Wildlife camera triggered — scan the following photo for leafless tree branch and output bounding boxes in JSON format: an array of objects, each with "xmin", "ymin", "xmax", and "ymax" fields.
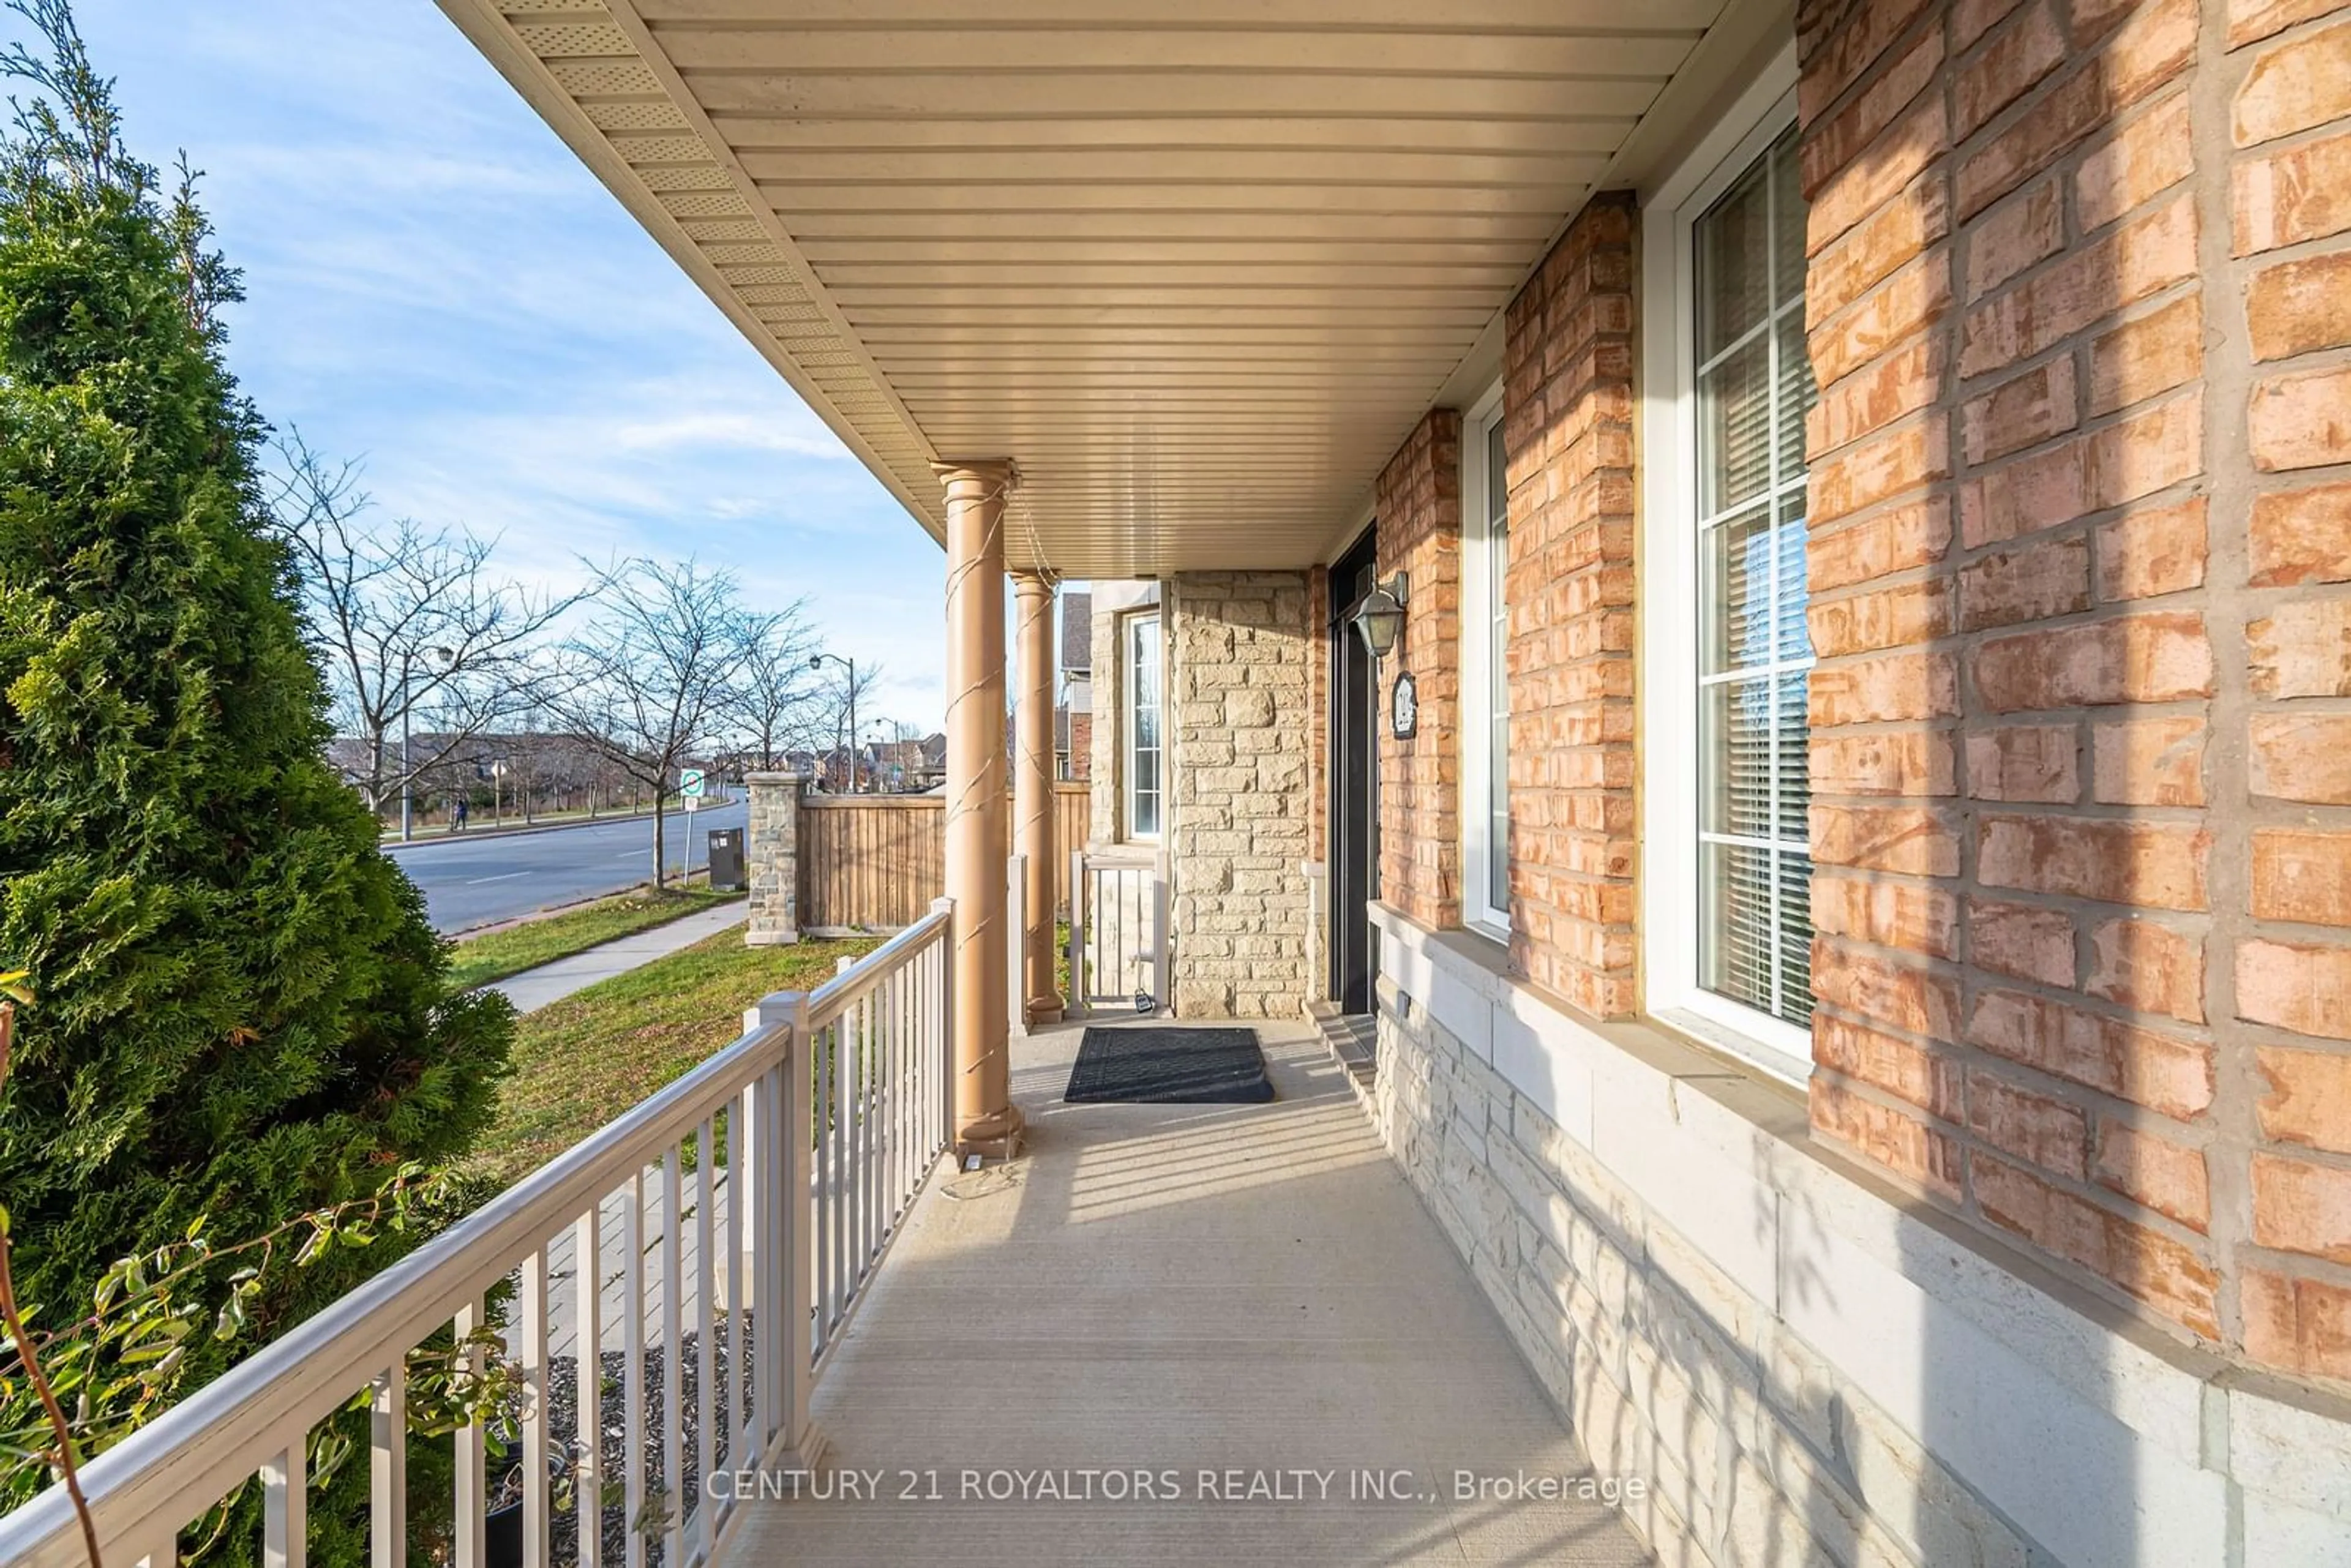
[
  {"xmin": 537, "ymin": 557, "xmax": 741, "ymax": 887},
  {"xmin": 265, "ymin": 430, "xmax": 590, "ymax": 820}
]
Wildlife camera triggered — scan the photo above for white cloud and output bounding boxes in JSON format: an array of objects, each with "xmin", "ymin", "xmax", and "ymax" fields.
[
  {"xmin": 39, "ymin": 0, "xmax": 953, "ymax": 729},
  {"xmin": 612, "ymin": 411, "xmax": 857, "ymax": 462}
]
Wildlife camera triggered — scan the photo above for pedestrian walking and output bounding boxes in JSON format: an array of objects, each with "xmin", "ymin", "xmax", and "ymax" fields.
[{"xmin": 453, "ymin": 797, "xmax": 469, "ymax": 832}]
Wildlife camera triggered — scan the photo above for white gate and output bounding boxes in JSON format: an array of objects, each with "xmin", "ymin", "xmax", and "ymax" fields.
[{"xmin": 1068, "ymin": 849, "xmax": 1168, "ymax": 1016}]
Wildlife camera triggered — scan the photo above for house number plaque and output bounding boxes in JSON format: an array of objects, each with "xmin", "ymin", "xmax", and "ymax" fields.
[{"xmin": 1391, "ymin": 671, "xmax": 1418, "ymax": 740}]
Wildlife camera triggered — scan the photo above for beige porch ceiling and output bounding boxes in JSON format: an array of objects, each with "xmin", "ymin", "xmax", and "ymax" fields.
[{"xmin": 440, "ymin": 0, "xmax": 1762, "ymax": 576}]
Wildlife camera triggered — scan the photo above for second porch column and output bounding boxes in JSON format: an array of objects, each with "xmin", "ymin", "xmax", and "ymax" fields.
[
  {"xmin": 1013, "ymin": 571, "xmax": 1064, "ymax": 1025},
  {"xmin": 938, "ymin": 460, "xmax": 1024, "ymax": 1157}
]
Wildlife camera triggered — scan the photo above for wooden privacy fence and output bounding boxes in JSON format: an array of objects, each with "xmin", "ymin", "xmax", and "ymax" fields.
[{"xmin": 798, "ymin": 781, "xmax": 1087, "ymax": 933}]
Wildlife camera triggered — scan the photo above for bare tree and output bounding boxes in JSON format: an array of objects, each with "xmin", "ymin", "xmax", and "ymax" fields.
[
  {"xmin": 266, "ymin": 432, "xmax": 588, "ymax": 836},
  {"xmin": 540, "ymin": 558, "xmax": 740, "ymax": 888},
  {"xmin": 727, "ymin": 603, "xmax": 823, "ymax": 770}
]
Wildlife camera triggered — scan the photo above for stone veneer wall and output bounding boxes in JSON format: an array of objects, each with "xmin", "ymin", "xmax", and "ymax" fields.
[
  {"xmin": 743, "ymin": 770, "xmax": 805, "ymax": 946},
  {"xmin": 1796, "ymin": 0, "xmax": 2351, "ymax": 1382},
  {"xmin": 1370, "ymin": 906, "xmax": 2349, "ymax": 1564},
  {"xmin": 1306, "ymin": 564, "xmax": 1331, "ymax": 1000},
  {"xmin": 1165, "ymin": 571, "xmax": 1315, "ymax": 1019}
]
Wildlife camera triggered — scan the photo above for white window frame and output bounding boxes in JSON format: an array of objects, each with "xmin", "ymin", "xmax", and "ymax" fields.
[
  {"xmin": 1122, "ymin": 609, "xmax": 1163, "ymax": 842},
  {"xmin": 1460, "ymin": 380, "xmax": 1510, "ymax": 939},
  {"xmin": 1639, "ymin": 43, "xmax": 1815, "ymax": 1081}
]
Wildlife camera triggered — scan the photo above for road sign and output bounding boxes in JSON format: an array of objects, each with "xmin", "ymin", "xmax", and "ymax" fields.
[{"xmin": 680, "ymin": 768, "xmax": 706, "ymax": 798}]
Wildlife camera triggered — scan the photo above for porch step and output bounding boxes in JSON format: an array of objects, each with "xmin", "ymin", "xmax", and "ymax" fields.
[{"xmin": 1308, "ymin": 1000, "xmax": 1377, "ymax": 1112}]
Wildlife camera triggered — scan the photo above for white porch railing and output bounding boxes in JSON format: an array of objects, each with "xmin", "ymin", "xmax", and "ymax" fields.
[
  {"xmin": 0, "ymin": 901, "xmax": 956, "ymax": 1568},
  {"xmin": 1067, "ymin": 849, "xmax": 1167, "ymax": 1015}
]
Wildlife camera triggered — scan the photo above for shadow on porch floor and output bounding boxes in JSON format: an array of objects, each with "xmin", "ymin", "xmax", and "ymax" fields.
[{"xmin": 725, "ymin": 1017, "xmax": 1652, "ymax": 1566}]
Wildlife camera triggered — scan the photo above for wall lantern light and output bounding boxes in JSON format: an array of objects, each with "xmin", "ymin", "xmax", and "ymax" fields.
[{"xmin": 1350, "ymin": 571, "xmax": 1410, "ymax": 660}]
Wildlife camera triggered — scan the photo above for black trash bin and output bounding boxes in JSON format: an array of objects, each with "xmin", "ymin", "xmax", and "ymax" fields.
[{"xmin": 707, "ymin": 827, "xmax": 745, "ymax": 891}]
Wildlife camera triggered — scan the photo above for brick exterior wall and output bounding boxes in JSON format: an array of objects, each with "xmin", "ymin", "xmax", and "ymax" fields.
[
  {"xmin": 1374, "ymin": 411, "xmax": 1464, "ymax": 931},
  {"xmin": 1502, "ymin": 195, "xmax": 1641, "ymax": 1019},
  {"xmin": 2228, "ymin": 0, "xmax": 2351, "ymax": 1386},
  {"xmin": 1798, "ymin": 0, "xmax": 2351, "ymax": 1379},
  {"xmin": 1166, "ymin": 571, "xmax": 1315, "ymax": 1019}
]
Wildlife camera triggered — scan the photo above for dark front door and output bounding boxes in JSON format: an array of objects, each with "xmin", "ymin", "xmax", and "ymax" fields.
[{"xmin": 1329, "ymin": 528, "xmax": 1381, "ymax": 1015}]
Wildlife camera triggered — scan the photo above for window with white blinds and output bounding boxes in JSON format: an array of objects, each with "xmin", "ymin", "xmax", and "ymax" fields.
[
  {"xmin": 1462, "ymin": 392, "xmax": 1511, "ymax": 934},
  {"xmin": 1693, "ymin": 124, "xmax": 1816, "ymax": 1029}
]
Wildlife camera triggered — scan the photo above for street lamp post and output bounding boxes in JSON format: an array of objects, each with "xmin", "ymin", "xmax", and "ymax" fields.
[{"xmin": 810, "ymin": 651, "xmax": 858, "ymax": 792}]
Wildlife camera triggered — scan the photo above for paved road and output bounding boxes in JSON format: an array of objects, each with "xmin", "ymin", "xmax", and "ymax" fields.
[{"xmin": 389, "ymin": 798, "xmax": 749, "ymax": 932}]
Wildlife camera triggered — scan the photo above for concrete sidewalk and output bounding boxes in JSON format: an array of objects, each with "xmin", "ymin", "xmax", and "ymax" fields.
[{"xmin": 490, "ymin": 902, "xmax": 749, "ymax": 1013}]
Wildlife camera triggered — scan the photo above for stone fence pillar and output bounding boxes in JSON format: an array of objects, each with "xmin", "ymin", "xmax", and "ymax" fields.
[{"xmin": 744, "ymin": 770, "xmax": 808, "ymax": 947}]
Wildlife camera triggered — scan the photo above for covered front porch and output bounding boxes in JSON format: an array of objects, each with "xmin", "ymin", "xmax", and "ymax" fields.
[
  {"xmin": 730, "ymin": 1018, "xmax": 1649, "ymax": 1566},
  {"xmin": 0, "ymin": 915, "xmax": 1650, "ymax": 1567}
]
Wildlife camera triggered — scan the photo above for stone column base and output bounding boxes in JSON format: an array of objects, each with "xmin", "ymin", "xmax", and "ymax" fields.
[{"xmin": 956, "ymin": 1103, "xmax": 1027, "ymax": 1161}]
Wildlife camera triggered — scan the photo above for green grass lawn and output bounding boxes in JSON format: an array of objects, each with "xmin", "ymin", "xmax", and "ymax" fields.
[
  {"xmin": 444, "ymin": 885, "xmax": 743, "ymax": 991},
  {"xmin": 468, "ymin": 926, "xmax": 879, "ymax": 1187}
]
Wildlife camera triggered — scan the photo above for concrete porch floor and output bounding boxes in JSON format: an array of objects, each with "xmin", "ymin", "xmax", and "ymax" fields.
[{"xmin": 724, "ymin": 1018, "xmax": 1652, "ymax": 1566}]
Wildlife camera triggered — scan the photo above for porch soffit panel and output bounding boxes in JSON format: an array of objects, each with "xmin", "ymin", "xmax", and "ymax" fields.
[{"xmin": 437, "ymin": 0, "xmax": 1740, "ymax": 578}]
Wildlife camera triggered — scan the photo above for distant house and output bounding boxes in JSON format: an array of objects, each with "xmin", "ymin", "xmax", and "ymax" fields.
[
  {"xmin": 1055, "ymin": 587, "xmax": 1091, "ymax": 782},
  {"xmin": 864, "ymin": 738, "xmax": 934, "ymax": 792}
]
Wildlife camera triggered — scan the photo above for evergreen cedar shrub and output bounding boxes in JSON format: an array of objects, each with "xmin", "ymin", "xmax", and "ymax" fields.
[{"xmin": 0, "ymin": 0, "xmax": 512, "ymax": 1412}]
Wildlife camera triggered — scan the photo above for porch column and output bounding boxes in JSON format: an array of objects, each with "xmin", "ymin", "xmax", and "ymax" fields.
[
  {"xmin": 1013, "ymin": 570, "xmax": 1065, "ymax": 1026},
  {"xmin": 937, "ymin": 460, "xmax": 1025, "ymax": 1157}
]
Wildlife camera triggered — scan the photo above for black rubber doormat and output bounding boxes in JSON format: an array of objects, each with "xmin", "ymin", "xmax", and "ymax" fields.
[{"xmin": 1063, "ymin": 1027, "xmax": 1275, "ymax": 1105}]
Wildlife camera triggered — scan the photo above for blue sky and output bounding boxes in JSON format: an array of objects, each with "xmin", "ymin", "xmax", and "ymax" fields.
[{"xmin": 43, "ymin": 1, "xmax": 947, "ymax": 727}]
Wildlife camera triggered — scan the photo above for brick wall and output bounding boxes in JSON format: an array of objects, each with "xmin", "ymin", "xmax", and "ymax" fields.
[
  {"xmin": 1166, "ymin": 571, "xmax": 1315, "ymax": 1019},
  {"xmin": 2228, "ymin": 0, "xmax": 2351, "ymax": 1385},
  {"xmin": 1799, "ymin": 0, "xmax": 2351, "ymax": 1380},
  {"xmin": 1374, "ymin": 411, "xmax": 1463, "ymax": 931},
  {"xmin": 1501, "ymin": 195, "xmax": 1640, "ymax": 1019}
]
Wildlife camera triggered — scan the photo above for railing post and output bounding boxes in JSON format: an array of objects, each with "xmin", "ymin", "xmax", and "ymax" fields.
[
  {"xmin": 370, "ymin": 1363, "xmax": 407, "ymax": 1568},
  {"xmin": 452, "ymin": 1299, "xmax": 484, "ymax": 1568},
  {"xmin": 1066, "ymin": 853, "xmax": 1086, "ymax": 1015},
  {"xmin": 263, "ymin": 1441, "xmax": 306, "ymax": 1568},
  {"xmin": 742, "ymin": 990, "xmax": 822, "ymax": 1469},
  {"xmin": 1152, "ymin": 849, "xmax": 1172, "ymax": 1018},
  {"xmin": 931, "ymin": 896, "xmax": 956, "ymax": 1155}
]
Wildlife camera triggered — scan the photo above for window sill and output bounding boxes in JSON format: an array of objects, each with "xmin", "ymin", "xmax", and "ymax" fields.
[
  {"xmin": 1373, "ymin": 901, "xmax": 1806, "ymax": 1132},
  {"xmin": 1363, "ymin": 899, "xmax": 2351, "ymax": 1502},
  {"xmin": 1646, "ymin": 1000, "xmax": 1813, "ymax": 1092}
]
